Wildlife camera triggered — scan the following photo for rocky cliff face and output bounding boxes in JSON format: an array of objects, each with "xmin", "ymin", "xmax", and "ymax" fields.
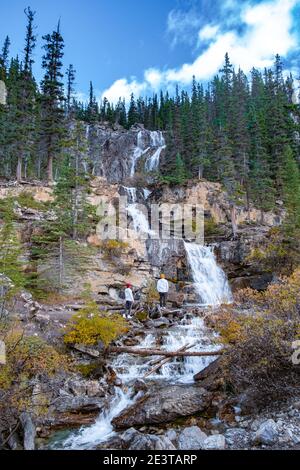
[
  {"xmin": 83, "ymin": 123, "xmax": 166, "ymax": 183},
  {"xmin": 0, "ymin": 174, "xmax": 284, "ymax": 306}
]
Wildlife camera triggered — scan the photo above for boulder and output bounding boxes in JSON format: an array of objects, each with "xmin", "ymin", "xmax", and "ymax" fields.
[
  {"xmin": 253, "ymin": 419, "xmax": 278, "ymax": 446},
  {"xmin": 54, "ymin": 396, "xmax": 104, "ymax": 414},
  {"xmin": 120, "ymin": 427, "xmax": 176, "ymax": 450},
  {"xmin": 177, "ymin": 426, "xmax": 207, "ymax": 450},
  {"xmin": 112, "ymin": 385, "xmax": 211, "ymax": 429},
  {"xmin": 165, "ymin": 429, "xmax": 178, "ymax": 444},
  {"xmin": 203, "ymin": 434, "xmax": 226, "ymax": 450},
  {"xmin": 20, "ymin": 412, "xmax": 36, "ymax": 450}
]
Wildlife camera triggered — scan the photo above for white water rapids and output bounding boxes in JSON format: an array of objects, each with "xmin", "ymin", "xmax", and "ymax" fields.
[{"xmin": 52, "ymin": 316, "xmax": 220, "ymax": 450}]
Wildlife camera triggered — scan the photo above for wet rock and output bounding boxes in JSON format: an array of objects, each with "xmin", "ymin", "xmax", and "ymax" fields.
[
  {"xmin": 20, "ymin": 412, "xmax": 36, "ymax": 450},
  {"xmin": 177, "ymin": 426, "xmax": 207, "ymax": 450},
  {"xmin": 112, "ymin": 385, "xmax": 211, "ymax": 429},
  {"xmin": 133, "ymin": 379, "xmax": 148, "ymax": 394},
  {"xmin": 193, "ymin": 358, "xmax": 222, "ymax": 391},
  {"xmin": 54, "ymin": 396, "xmax": 104, "ymax": 414},
  {"xmin": 203, "ymin": 434, "xmax": 226, "ymax": 450},
  {"xmin": 253, "ymin": 419, "xmax": 278, "ymax": 446}
]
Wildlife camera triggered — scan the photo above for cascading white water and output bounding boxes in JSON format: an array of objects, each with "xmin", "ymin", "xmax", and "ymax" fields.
[
  {"xmin": 145, "ymin": 131, "xmax": 166, "ymax": 172},
  {"xmin": 131, "ymin": 131, "xmax": 150, "ymax": 177},
  {"xmin": 123, "ymin": 186, "xmax": 137, "ymax": 204},
  {"xmin": 53, "ymin": 316, "xmax": 219, "ymax": 449},
  {"xmin": 130, "ymin": 130, "xmax": 165, "ymax": 176},
  {"xmin": 123, "ymin": 186, "xmax": 154, "ymax": 236},
  {"xmin": 184, "ymin": 242, "xmax": 232, "ymax": 306},
  {"xmin": 113, "ymin": 316, "xmax": 220, "ymax": 384},
  {"xmin": 56, "ymin": 388, "xmax": 138, "ymax": 450}
]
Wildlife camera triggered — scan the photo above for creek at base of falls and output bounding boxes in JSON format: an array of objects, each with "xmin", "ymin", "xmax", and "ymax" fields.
[{"xmin": 48, "ymin": 314, "xmax": 221, "ymax": 450}]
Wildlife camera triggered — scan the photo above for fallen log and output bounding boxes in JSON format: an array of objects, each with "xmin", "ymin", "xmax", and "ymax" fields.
[
  {"xmin": 143, "ymin": 342, "xmax": 197, "ymax": 379},
  {"xmin": 108, "ymin": 346, "xmax": 223, "ymax": 357}
]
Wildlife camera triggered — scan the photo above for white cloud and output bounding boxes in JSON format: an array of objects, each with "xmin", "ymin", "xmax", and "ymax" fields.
[
  {"xmin": 198, "ymin": 24, "xmax": 219, "ymax": 41},
  {"xmin": 102, "ymin": 0, "xmax": 298, "ymax": 103},
  {"xmin": 101, "ymin": 78, "xmax": 147, "ymax": 103},
  {"xmin": 166, "ymin": 8, "xmax": 202, "ymax": 47}
]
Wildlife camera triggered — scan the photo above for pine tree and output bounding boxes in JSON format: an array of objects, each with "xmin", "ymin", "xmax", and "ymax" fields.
[
  {"xmin": 281, "ymin": 146, "xmax": 300, "ymax": 231},
  {"xmin": 66, "ymin": 64, "xmax": 76, "ymax": 115},
  {"xmin": 14, "ymin": 7, "xmax": 37, "ymax": 181},
  {"xmin": 127, "ymin": 93, "xmax": 139, "ymax": 128},
  {"xmin": 0, "ymin": 36, "xmax": 10, "ymax": 81},
  {"xmin": 40, "ymin": 21, "xmax": 65, "ymax": 182}
]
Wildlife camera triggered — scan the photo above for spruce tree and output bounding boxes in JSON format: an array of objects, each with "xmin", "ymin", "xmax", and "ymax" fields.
[{"xmin": 40, "ymin": 21, "xmax": 65, "ymax": 182}]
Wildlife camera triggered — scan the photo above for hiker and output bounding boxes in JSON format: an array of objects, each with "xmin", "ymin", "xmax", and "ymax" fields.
[
  {"xmin": 124, "ymin": 283, "xmax": 134, "ymax": 319},
  {"xmin": 157, "ymin": 274, "xmax": 169, "ymax": 308}
]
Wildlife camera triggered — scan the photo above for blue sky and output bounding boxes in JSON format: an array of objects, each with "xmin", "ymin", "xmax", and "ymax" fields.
[{"xmin": 1, "ymin": 0, "xmax": 299, "ymax": 103}]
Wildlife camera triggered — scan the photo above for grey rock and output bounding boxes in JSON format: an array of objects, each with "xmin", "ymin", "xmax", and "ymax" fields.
[
  {"xmin": 178, "ymin": 426, "xmax": 207, "ymax": 450},
  {"xmin": 165, "ymin": 429, "xmax": 178, "ymax": 444},
  {"xmin": 121, "ymin": 428, "xmax": 176, "ymax": 450},
  {"xmin": 112, "ymin": 385, "xmax": 211, "ymax": 429},
  {"xmin": 253, "ymin": 419, "xmax": 278, "ymax": 446},
  {"xmin": 20, "ymin": 412, "xmax": 36, "ymax": 450},
  {"xmin": 224, "ymin": 428, "xmax": 249, "ymax": 446},
  {"xmin": 203, "ymin": 434, "xmax": 226, "ymax": 450},
  {"xmin": 54, "ymin": 396, "xmax": 104, "ymax": 414}
]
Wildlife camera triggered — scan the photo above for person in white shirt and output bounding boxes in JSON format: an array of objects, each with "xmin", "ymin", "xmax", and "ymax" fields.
[
  {"xmin": 156, "ymin": 274, "xmax": 169, "ymax": 308},
  {"xmin": 124, "ymin": 283, "xmax": 134, "ymax": 319}
]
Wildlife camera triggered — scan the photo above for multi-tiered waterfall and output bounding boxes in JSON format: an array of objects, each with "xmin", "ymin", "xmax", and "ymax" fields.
[{"xmin": 50, "ymin": 150, "xmax": 233, "ymax": 450}]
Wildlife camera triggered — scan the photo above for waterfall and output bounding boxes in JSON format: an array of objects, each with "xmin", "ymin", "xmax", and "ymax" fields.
[
  {"xmin": 145, "ymin": 131, "xmax": 166, "ymax": 172},
  {"xmin": 122, "ymin": 186, "xmax": 154, "ymax": 236},
  {"xmin": 51, "ymin": 316, "xmax": 220, "ymax": 450},
  {"xmin": 59, "ymin": 388, "xmax": 138, "ymax": 450},
  {"xmin": 184, "ymin": 242, "xmax": 232, "ymax": 306},
  {"xmin": 131, "ymin": 131, "xmax": 150, "ymax": 177},
  {"xmin": 131, "ymin": 130, "xmax": 166, "ymax": 176}
]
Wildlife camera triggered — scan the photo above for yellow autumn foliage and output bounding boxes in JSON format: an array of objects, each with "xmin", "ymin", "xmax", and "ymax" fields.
[
  {"xmin": 0, "ymin": 326, "xmax": 67, "ymax": 391},
  {"xmin": 64, "ymin": 301, "xmax": 128, "ymax": 347}
]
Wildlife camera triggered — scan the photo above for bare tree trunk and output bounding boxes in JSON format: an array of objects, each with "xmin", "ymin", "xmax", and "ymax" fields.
[
  {"xmin": 59, "ymin": 236, "xmax": 64, "ymax": 288},
  {"xmin": 16, "ymin": 156, "xmax": 22, "ymax": 182},
  {"xmin": 198, "ymin": 165, "xmax": 203, "ymax": 180},
  {"xmin": 47, "ymin": 155, "xmax": 53, "ymax": 183},
  {"xmin": 108, "ymin": 346, "xmax": 222, "ymax": 357}
]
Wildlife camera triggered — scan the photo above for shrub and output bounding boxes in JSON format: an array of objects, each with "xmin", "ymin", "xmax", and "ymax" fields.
[
  {"xmin": 217, "ymin": 270, "xmax": 300, "ymax": 407},
  {"xmin": 101, "ymin": 239, "xmax": 129, "ymax": 259},
  {"xmin": 204, "ymin": 217, "xmax": 224, "ymax": 238},
  {"xmin": 0, "ymin": 326, "xmax": 68, "ymax": 391},
  {"xmin": 16, "ymin": 191, "xmax": 48, "ymax": 211},
  {"xmin": 64, "ymin": 300, "xmax": 128, "ymax": 347},
  {"xmin": 144, "ymin": 280, "xmax": 159, "ymax": 307},
  {"xmin": 246, "ymin": 227, "xmax": 300, "ymax": 275},
  {"xmin": 136, "ymin": 310, "xmax": 148, "ymax": 322}
]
